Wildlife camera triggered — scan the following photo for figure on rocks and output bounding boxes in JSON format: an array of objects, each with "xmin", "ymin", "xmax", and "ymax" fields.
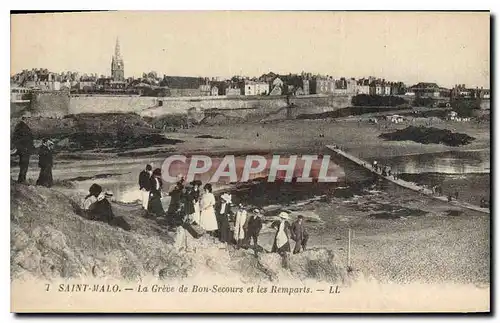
[
  {"xmin": 291, "ymin": 215, "xmax": 309, "ymax": 254},
  {"xmin": 271, "ymin": 212, "xmax": 292, "ymax": 269},
  {"xmin": 12, "ymin": 117, "xmax": 34, "ymax": 184},
  {"xmin": 138, "ymin": 164, "xmax": 152, "ymax": 212},
  {"xmin": 217, "ymin": 193, "xmax": 233, "ymax": 244},
  {"xmin": 89, "ymin": 191, "xmax": 131, "ymax": 231},
  {"xmin": 244, "ymin": 209, "xmax": 263, "ymax": 248},
  {"xmin": 167, "ymin": 175, "xmax": 185, "ymax": 224},
  {"xmin": 82, "ymin": 183, "xmax": 103, "ymax": 215},
  {"xmin": 185, "ymin": 180, "xmax": 202, "ymax": 224},
  {"xmin": 148, "ymin": 168, "xmax": 165, "ymax": 217},
  {"xmin": 36, "ymin": 138, "xmax": 54, "ymax": 188},
  {"xmin": 199, "ymin": 183, "xmax": 218, "ymax": 237},
  {"xmin": 90, "ymin": 191, "xmax": 115, "ymax": 224},
  {"xmin": 233, "ymin": 203, "xmax": 248, "ymax": 249},
  {"xmin": 271, "ymin": 212, "xmax": 292, "ymax": 255}
]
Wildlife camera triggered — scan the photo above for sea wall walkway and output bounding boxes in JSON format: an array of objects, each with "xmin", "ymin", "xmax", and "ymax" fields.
[{"xmin": 325, "ymin": 145, "xmax": 490, "ymax": 215}]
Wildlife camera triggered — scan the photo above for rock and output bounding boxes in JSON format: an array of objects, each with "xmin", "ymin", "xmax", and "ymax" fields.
[
  {"xmin": 12, "ymin": 246, "xmax": 41, "ymax": 272},
  {"xmin": 11, "ymin": 226, "xmax": 30, "ymax": 251},
  {"xmin": 10, "ymin": 182, "xmax": 350, "ymax": 285}
]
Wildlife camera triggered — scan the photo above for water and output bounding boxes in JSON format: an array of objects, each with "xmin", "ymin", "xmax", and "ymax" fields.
[
  {"xmin": 375, "ymin": 150, "xmax": 490, "ymax": 175},
  {"xmin": 43, "ymin": 148, "xmax": 489, "ymax": 210},
  {"xmin": 375, "ymin": 149, "xmax": 491, "ymax": 206}
]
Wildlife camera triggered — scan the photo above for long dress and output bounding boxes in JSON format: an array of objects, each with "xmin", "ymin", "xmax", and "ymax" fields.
[
  {"xmin": 185, "ymin": 189, "xmax": 201, "ymax": 224},
  {"xmin": 148, "ymin": 177, "xmax": 165, "ymax": 217},
  {"xmin": 271, "ymin": 220, "xmax": 291, "ymax": 254},
  {"xmin": 193, "ymin": 194, "xmax": 201, "ymax": 224},
  {"xmin": 199, "ymin": 192, "xmax": 218, "ymax": 231},
  {"xmin": 167, "ymin": 184, "xmax": 184, "ymax": 218},
  {"xmin": 233, "ymin": 209, "xmax": 247, "ymax": 242},
  {"xmin": 217, "ymin": 202, "xmax": 232, "ymax": 243},
  {"xmin": 36, "ymin": 145, "xmax": 53, "ymax": 187}
]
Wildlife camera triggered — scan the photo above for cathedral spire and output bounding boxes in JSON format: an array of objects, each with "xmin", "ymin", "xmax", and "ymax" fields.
[
  {"xmin": 114, "ymin": 37, "xmax": 121, "ymax": 58},
  {"xmin": 111, "ymin": 36, "xmax": 124, "ymax": 81}
]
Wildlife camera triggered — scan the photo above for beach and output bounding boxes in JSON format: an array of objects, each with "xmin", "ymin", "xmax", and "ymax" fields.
[{"xmin": 10, "ymin": 115, "xmax": 491, "ymax": 286}]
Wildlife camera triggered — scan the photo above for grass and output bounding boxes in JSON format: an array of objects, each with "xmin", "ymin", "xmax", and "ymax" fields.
[{"xmin": 11, "ymin": 181, "xmax": 351, "ymax": 284}]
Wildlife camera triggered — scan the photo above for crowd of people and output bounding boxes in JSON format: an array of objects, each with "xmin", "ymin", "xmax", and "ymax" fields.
[
  {"xmin": 136, "ymin": 164, "xmax": 309, "ymax": 255},
  {"xmin": 11, "ymin": 118, "xmax": 310, "ymax": 257},
  {"xmin": 371, "ymin": 160, "xmax": 397, "ymax": 178}
]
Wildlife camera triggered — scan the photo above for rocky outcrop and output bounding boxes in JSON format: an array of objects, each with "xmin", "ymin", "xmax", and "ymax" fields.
[{"xmin": 11, "ymin": 182, "xmax": 350, "ymax": 284}]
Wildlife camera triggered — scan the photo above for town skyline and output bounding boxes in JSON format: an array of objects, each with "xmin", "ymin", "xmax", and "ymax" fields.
[{"xmin": 11, "ymin": 11, "xmax": 490, "ymax": 89}]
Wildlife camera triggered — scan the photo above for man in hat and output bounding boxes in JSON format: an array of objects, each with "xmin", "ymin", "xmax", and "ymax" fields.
[
  {"xmin": 291, "ymin": 215, "xmax": 309, "ymax": 254},
  {"xmin": 271, "ymin": 212, "xmax": 291, "ymax": 254},
  {"xmin": 138, "ymin": 164, "xmax": 153, "ymax": 212},
  {"xmin": 244, "ymin": 208, "xmax": 263, "ymax": 248},
  {"xmin": 233, "ymin": 203, "xmax": 248, "ymax": 249},
  {"xmin": 12, "ymin": 117, "xmax": 34, "ymax": 184},
  {"xmin": 36, "ymin": 138, "xmax": 54, "ymax": 188},
  {"xmin": 217, "ymin": 193, "xmax": 232, "ymax": 244}
]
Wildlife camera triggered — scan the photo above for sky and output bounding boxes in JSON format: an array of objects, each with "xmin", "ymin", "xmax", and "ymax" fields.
[{"xmin": 10, "ymin": 11, "xmax": 490, "ymax": 88}]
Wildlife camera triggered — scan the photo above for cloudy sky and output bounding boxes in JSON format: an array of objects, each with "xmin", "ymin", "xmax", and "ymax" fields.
[{"xmin": 11, "ymin": 11, "xmax": 490, "ymax": 88}]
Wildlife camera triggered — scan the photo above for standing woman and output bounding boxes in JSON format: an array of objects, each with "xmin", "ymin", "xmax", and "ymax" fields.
[
  {"xmin": 167, "ymin": 178, "xmax": 184, "ymax": 225},
  {"xmin": 199, "ymin": 183, "xmax": 218, "ymax": 237},
  {"xmin": 217, "ymin": 193, "xmax": 232, "ymax": 244},
  {"xmin": 233, "ymin": 203, "xmax": 248, "ymax": 249},
  {"xmin": 271, "ymin": 212, "xmax": 292, "ymax": 255},
  {"xmin": 148, "ymin": 168, "xmax": 165, "ymax": 217},
  {"xmin": 188, "ymin": 180, "xmax": 202, "ymax": 224},
  {"xmin": 36, "ymin": 138, "xmax": 54, "ymax": 188},
  {"xmin": 183, "ymin": 184, "xmax": 195, "ymax": 223}
]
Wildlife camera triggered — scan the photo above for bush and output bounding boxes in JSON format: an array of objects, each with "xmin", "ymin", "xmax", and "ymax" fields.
[
  {"xmin": 451, "ymin": 98, "xmax": 480, "ymax": 117},
  {"xmin": 412, "ymin": 97, "xmax": 436, "ymax": 108}
]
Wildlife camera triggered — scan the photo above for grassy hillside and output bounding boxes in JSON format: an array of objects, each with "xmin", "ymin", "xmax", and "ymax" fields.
[{"xmin": 10, "ymin": 182, "xmax": 350, "ymax": 284}]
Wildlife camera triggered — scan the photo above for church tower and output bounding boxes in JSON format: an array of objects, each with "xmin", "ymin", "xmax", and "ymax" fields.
[{"xmin": 111, "ymin": 38, "xmax": 125, "ymax": 81}]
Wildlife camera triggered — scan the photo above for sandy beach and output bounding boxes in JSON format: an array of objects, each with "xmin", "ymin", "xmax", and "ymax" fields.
[{"xmin": 10, "ymin": 115, "xmax": 490, "ymax": 287}]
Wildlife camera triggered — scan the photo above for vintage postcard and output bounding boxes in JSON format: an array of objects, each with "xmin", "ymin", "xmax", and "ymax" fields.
[{"xmin": 10, "ymin": 11, "xmax": 490, "ymax": 313}]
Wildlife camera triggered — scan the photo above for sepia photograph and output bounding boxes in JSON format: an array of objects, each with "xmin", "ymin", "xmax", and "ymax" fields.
[{"xmin": 9, "ymin": 10, "xmax": 490, "ymax": 313}]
